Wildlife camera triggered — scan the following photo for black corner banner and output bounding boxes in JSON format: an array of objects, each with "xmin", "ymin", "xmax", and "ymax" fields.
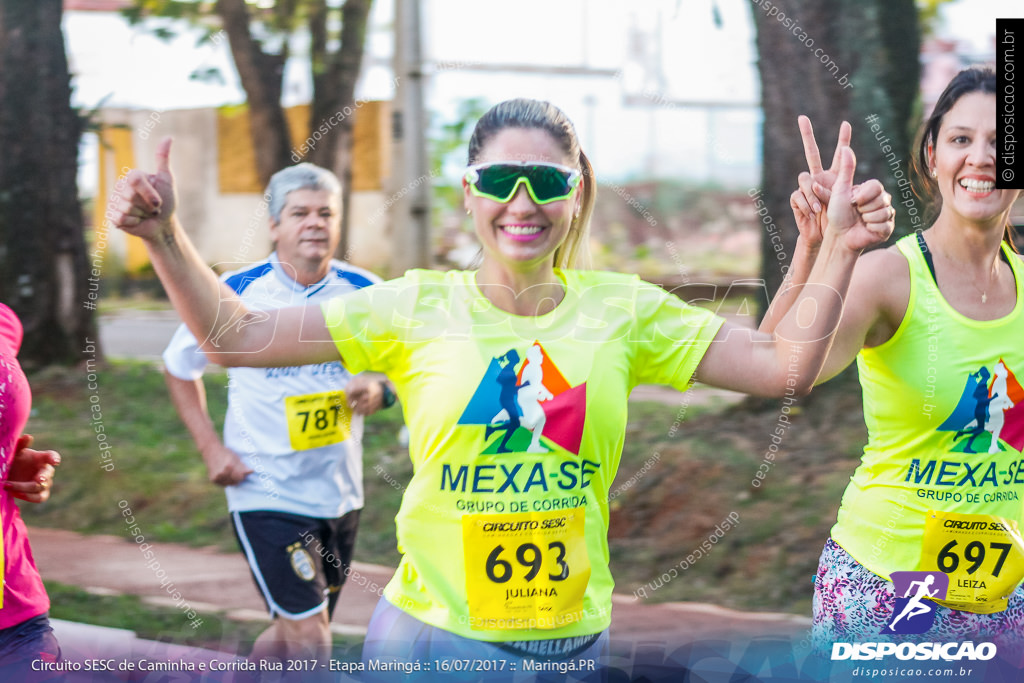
[{"xmin": 997, "ymin": 18, "xmax": 1024, "ymax": 189}]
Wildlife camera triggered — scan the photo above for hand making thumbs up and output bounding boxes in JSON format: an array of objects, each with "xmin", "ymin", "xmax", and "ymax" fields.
[{"xmin": 108, "ymin": 137, "xmax": 177, "ymax": 241}]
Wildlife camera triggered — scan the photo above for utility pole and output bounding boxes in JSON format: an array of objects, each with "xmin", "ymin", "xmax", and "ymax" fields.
[{"xmin": 390, "ymin": 0, "xmax": 431, "ymax": 275}]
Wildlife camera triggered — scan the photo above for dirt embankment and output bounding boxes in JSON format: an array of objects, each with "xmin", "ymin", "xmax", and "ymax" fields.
[{"xmin": 607, "ymin": 378, "xmax": 868, "ymax": 615}]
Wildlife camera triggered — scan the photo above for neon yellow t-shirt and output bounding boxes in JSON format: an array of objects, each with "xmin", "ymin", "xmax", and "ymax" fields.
[
  {"xmin": 833, "ymin": 235, "xmax": 1024, "ymax": 612},
  {"xmin": 322, "ymin": 268, "xmax": 723, "ymax": 640}
]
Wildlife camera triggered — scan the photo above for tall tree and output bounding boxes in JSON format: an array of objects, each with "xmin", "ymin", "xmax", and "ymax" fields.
[
  {"xmin": 128, "ymin": 0, "xmax": 374, "ymax": 244},
  {"xmin": 214, "ymin": 0, "xmax": 293, "ymax": 188},
  {"xmin": 303, "ymin": 0, "xmax": 373, "ymax": 257},
  {"xmin": 0, "ymin": 0, "xmax": 94, "ymax": 366},
  {"xmin": 750, "ymin": 0, "xmax": 921, "ymax": 308}
]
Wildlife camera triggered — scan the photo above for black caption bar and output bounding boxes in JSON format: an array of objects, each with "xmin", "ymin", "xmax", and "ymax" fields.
[{"xmin": 997, "ymin": 18, "xmax": 1024, "ymax": 189}]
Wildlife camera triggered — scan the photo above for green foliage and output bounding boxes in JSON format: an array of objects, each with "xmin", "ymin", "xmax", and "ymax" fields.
[
  {"xmin": 430, "ymin": 98, "xmax": 490, "ymax": 171},
  {"xmin": 189, "ymin": 66, "xmax": 227, "ymax": 85},
  {"xmin": 123, "ymin": 1, "xmax": 212, "ymax": 39},
  {"xmin": 124, "ymin": 1, "xmax": 209, "ymax": 24},
  {"xmin": 78, "ymin": 94, "xmax": 115, "ymax": 137},
  {"xmin": 429, "ymin": 98, "xmax": 490, "ymax": 218},
  {"xmin": 123, "ymin": 1, "xmax": 227, "ymax": 85},
  {"xmin": 916, "ymin": 0, "xmax": 958, "ymax": 38},
  {"xmin": 123, "ymin": 0, "xmax": 330, "ymax": 83},
  {"xmin": 124, "ymin": 0, "xmax": 338, "ymax": 49},
  {"xmin": 22, "ymin": 361, "xmax": 409, "ymax": 563}
]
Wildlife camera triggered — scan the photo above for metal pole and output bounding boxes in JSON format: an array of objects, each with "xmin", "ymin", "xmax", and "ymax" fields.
[{"xmin": 390, "ymin": 0, "xmax": 431, "ymax": 276}]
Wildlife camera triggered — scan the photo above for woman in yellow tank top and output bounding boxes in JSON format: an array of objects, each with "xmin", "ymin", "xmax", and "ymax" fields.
[{"xmin": 769, "ymin": 66, "xmax": 1024, "ymax": 656}]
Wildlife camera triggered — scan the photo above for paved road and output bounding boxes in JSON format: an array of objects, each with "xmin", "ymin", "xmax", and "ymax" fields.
[
  {"xmin": 31, "ymin": 527, "xmax": 810, "ymax": 645},
  {"xmin": 98, "ymin": 309, "xmax": 183, "ymax": 362}
]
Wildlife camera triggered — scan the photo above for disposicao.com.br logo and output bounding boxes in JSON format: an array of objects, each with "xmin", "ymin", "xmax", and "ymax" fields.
[{"xmin": 831, "ymin": 641, "xmax": 997, "ymax": 662}]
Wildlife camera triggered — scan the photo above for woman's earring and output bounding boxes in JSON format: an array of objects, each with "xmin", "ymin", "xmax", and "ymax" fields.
[{"xmin": 931, "ymin": 169, "xmax": 937, "ymax": 178}]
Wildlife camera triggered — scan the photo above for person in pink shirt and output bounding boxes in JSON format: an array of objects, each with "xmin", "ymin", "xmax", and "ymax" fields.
[{"xmin": 0, "ymin": 302, "xmax": 62, "ymax": 675}]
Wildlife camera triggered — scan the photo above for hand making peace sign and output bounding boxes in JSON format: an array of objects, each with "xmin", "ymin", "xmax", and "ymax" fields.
[{"xmin": 791, "ymin": 115, "xmax": 894, "ymax": 253}]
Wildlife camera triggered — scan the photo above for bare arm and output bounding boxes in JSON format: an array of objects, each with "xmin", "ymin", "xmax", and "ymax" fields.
[
  {"xmin": 755, "ymin": 243, "xmax": 907, "ymax": 387},
  {"xmin": 756, "ymin": 117, "xmax": 904, "ymax": 384},
  {"xmin": 694, "ymin": 144, "xmax": 894, "ymax": 397},
  {"xmin": 813, "ymin": 247, "xmax": 908, "ymax": 383},
  {"xmin": 108, "ymin": 139, "xmax": 339, "ymax": 368},
  {"xmin": 759, "ymin": 236, "xmax": 820, "ymax": 334},
  {"xmin": 696, "ymin": 233, "xmax": 856, "ymax": 396},
  {"xmin": 758, "ymin": 117, "xmax": 847, "ymax": 334},
  {"xmin": 164, "ymin": 371, "xmax": 253, "ymax": 486}
]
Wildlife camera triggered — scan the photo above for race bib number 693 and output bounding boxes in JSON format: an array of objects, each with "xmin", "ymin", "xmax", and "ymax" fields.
[{"xmin": 462, "ymin": 507, "xmax": 590, "ymax": 630}]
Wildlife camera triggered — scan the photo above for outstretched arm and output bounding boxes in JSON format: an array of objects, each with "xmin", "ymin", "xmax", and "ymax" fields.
[
  {"xmin": 694, "ymin": 141, "xmax": 893, "ymax": 397},
  {"xmin": 108, "ymin": 138, "xmax": 339, "ymax": 368},
  {"xmin": 760, "ymin": 116, "xmax": 900, "ymax": 383}
]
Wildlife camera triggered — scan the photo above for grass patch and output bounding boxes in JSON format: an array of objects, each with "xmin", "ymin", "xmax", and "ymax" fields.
[
  {"xmin": 97, "ymin": 294, "xmax": 173, "ymax": 315},
  {"xmin": 24, "ymin": 362, "xmax": 237, "ymax": 547},
  {"xmin": 45, "ymin": 581, "xmax": 363, "ymax": 659},
  {"xmin": 45, "ymin": 580, "xmax": 264, "ymax": 652}
]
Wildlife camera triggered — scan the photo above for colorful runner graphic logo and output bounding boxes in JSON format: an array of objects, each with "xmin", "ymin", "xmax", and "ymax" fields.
[
  {"xmin": 883, "ymin": 571, "xmax": 949, "ymax": 635},
  {"xmin": 458, "ymin": 342, "xmax": 586, "ymax": 455},
  {"xmin": 938, "ymin": 359, "xmax": 1024, "ymax": 455}
]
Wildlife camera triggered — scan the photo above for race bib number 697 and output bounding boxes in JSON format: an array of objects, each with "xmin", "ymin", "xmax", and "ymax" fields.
[{"xmin": 920, "ymin": 510, "xmax": 1024, "ymax": 613}]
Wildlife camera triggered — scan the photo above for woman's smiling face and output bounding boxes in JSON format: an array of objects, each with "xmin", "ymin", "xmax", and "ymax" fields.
[
  {"xmin": 932, "ymin": 92, "xmax": 1020, "ymax": 225},
  {"xmin": 464, "ymin": 127, "xmax": 580, "ymax": 272}
]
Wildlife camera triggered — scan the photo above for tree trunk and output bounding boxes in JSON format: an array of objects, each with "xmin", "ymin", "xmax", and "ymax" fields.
[
  {"xmin": 134, "ymin": 1, "xmax": 374, "ymax": 251},
  {"xmin": 215, "ymin": 0, "xmax": 292, "ymax": 187},
  {"xmin": 751, "ymin": 0, "xmax": 920, "ymax": 309},
  {"xmin": 0, "ymin": 0, "xmax": 95, "ymax": 367},
  {"xmin": 306, "ymin": 0, "xmax": 373, "ymax": 259}
]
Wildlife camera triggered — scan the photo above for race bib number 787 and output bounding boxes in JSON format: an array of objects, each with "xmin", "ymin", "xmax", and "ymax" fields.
[{"xmin": 284, "ymin": 391, "xmax": 351, "ymax": 451}]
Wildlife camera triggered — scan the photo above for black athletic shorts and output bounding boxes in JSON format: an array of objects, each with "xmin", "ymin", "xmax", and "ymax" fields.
[{"xmin": 231, "ymin": 509, "xmax": 360, "ymax": 620}]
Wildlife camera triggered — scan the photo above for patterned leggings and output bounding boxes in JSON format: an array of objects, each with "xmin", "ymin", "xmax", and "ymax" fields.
[{"xmin": 812, "ymin": 538, "xmax": 1024, "ymax": 661}]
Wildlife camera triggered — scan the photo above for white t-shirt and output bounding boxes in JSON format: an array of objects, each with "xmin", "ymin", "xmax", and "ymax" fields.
[{"xmin": 163, "ymin": 254, "xmax": 381, "ymax": 518}]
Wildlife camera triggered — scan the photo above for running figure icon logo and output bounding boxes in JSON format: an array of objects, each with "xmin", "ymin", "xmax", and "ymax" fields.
[
  {"xmin": 458, "ymin": 342, "xmax": 587, "ymax": 456},
  {"xmin": 938, "ymin": 360, "xmax": 1024, "ymax": 454},
  {"xmin": 883, "ymin": 571, "xmax": 950, "ymax": 634}
]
